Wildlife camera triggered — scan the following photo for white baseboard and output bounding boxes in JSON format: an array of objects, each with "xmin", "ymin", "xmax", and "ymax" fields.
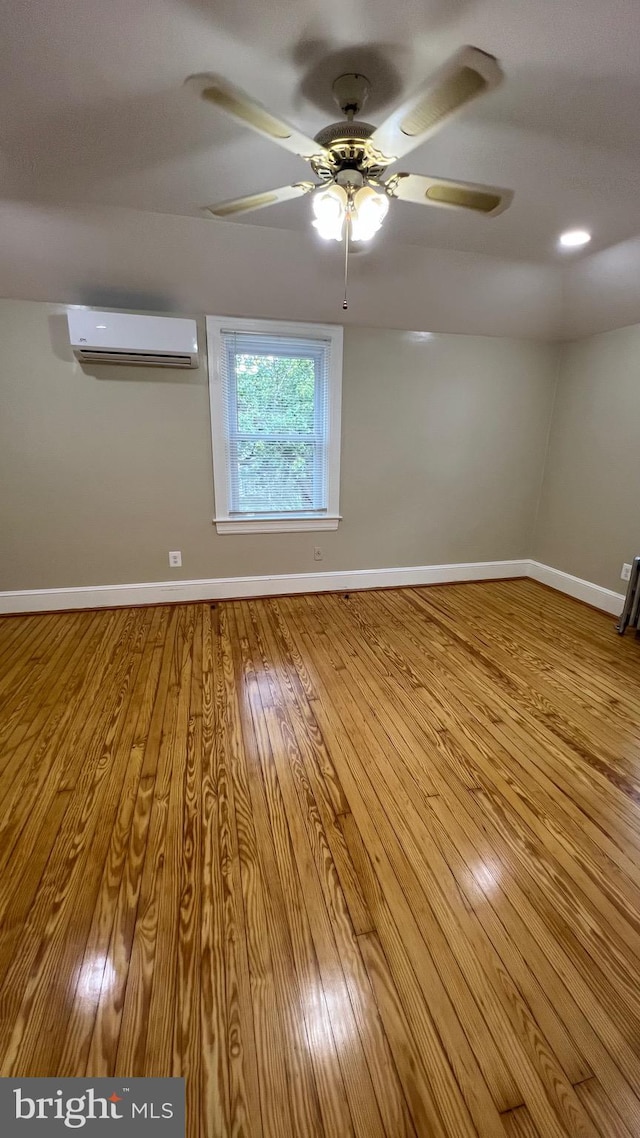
[
  {"xmin": 529, "ymin": 560, "xmax": 625, "ymax": 616},
  {"xmin": 0, "ymin": 559, "xmax": 529, "ymax": 615},
  {"xmin": 0, "ymin": 558, "xmax": 625, "ymax": 617}
]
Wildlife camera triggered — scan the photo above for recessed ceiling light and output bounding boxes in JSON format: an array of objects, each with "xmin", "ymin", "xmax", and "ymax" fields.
[{"xmin": 559, "ymin": 229, "xmax": 591, "ymax": 248}]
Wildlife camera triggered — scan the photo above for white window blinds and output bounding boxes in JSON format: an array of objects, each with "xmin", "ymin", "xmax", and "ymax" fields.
[{"xmin": 219, "ymin": 331, "xmax": 332, "ymax": 517}]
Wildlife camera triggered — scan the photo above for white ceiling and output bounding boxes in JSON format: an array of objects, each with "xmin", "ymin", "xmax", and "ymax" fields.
[{"xmin": 2, "ymin": 0, "xmax": 640, "ymax": 264}]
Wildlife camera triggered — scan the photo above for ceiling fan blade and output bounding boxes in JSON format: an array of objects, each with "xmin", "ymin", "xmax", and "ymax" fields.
[
  {"xmin": 386, "ymin": 172, "xmax": 513, "ymax": 216},
  {"xmin": 186, "ymin": 73, "xmax": 328, "ymax": 162},
  {"xmin": 370, "ymin": 46, "xmax": 504, "ymax": 163},
  {"xmin": 204, "ymin": 181, "xmax": 316, "ymax": 218}
]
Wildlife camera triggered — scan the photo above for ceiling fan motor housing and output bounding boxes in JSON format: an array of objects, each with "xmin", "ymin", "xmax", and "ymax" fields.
[{"xmin": 312, "ymin": 120, "xmax": 390, "ymax": 182}]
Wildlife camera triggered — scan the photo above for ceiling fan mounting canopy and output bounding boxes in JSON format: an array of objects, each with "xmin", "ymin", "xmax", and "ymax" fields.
[{"xmin": 331, "ymin": 72, "xmax": 371, "ymax": 118}]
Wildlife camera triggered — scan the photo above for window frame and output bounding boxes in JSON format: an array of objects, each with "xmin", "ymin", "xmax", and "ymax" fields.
[{"xmin": 206, "ymin": 316, "xmax": 343, "ymax": 534}]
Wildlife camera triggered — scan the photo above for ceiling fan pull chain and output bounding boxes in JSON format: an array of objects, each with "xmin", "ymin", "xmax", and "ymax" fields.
[{"xmin": 343, "ymin": 209, "xmax": 350, "ymax": 310}]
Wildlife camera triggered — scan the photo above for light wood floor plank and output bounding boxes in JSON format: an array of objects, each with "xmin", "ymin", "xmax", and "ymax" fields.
[
  {"xmin": 86, "ymin": 605, "xmax": 180, "ymax": 1078},
  {"xmin": 575, "ymin": 1078, "xmax": 635, "ymax": 1138},
  {"xmin": 348, "ymin": 590, "xmax": 640, "ymax": 995},
  {"xmin": 228, "ymin": 601, "xmax": 326, "ymax": 1138},
  {"xmin": 114, "ymin": 606, "xmax": 196, "ymax": 1076},
  {"xmin": 502, "ymin": 1105, "xmax": 542, "ymax": 1137},
  {"xmin": 2, "ymin": 580, "xmax": 640, "ymax": 1137},
  {"xmin": 0, "ymin": 607, "xmax": 153, "ymax": 1072},
  {"xmin": 247, "ymin": 599, "xmax": 413, "ymax": 1138},
  {"xmin": 59, "ymin": 606, "xmax": 171, "ymax": 1077},
  {"xmin": 298, "ymin": 594, "xmax": 599, "ymax": 1138},
  {"xmin": 281, "ymin": 596, "xmax": 508, "ymax": 1137}
]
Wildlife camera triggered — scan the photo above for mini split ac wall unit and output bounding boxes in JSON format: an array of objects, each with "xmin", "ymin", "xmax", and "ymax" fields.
[{"xmin": 67, "ymin": 310, "xmax": 199, "ymax": 369}]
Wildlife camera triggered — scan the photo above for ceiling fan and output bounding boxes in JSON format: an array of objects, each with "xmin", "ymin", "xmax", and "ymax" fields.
[{"xmin": 186, "ymin": 47, "xmax": 513, "ymax": 303}]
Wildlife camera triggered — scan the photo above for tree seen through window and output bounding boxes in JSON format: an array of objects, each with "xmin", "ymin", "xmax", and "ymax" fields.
[{"xmin": 232, "ymin": 351, "xmax": 321, "ymax": 514}]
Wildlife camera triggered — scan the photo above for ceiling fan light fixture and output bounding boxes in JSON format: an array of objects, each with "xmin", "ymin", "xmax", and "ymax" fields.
[
  {"xmin": 312, "ymin": 183, "xmax": 389, "ymax": 243},
  {"xmin": 559, "ymin": 228, "xmax": 591, "ymax": 248},
  {"xmin": 350, "ymin": 185, "xmax": 389, "ymax": 241},
  {"xmin": 312, "ymin": 184, "xmax": 348, "ymax": 241}
]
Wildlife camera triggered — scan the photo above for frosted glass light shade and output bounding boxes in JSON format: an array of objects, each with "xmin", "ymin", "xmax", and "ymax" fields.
[
  {"xmin": 312, "ymin": 185, "xmax": 348, "ymax": 241},
  {"xmin": 350, "ymin": 186, "xmax": 389, "ymax": 241}
]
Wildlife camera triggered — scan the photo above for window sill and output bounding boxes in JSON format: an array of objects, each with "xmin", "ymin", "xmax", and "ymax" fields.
[{"xmin": 214, "ymin": 515, "xmax": 341, "ymax": 535}]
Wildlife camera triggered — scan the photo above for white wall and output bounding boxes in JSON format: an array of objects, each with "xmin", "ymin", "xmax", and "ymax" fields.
[
  {"xmin": 562, "ymin": 234, "xmax": 640, "ymax": 340},
  {"xmin": 0, "ymin": 299, "xmax": 558, "ymax": 594},
  {"xmin": 3, "ymin": 198, "xmax": 640, "ymax": 610},
  {"xmin": 5, "ymin": 199, "xmax": 640, "ymax": 345},
  {"xmin": 534, "ymin": 322, "xmax": 640, "ymax": 594},
  {"xmin": 0, "ymin": 200, "xmax": 564, "ymax": 340}
]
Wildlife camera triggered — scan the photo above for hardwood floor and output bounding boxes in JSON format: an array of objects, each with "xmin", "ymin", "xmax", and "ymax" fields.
[{"xmin": 1, "ymin": 579, "xmax": 640, "ymax": 1137}]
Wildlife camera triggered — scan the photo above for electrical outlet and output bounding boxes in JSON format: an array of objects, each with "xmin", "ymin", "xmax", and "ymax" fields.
[
  {"xmin": 621, "ymin": 563, "xmax": 632, "ymax": 582},
  {"xmin": 313, "ymin": 546, "xmax": 323, "ymax": 562},
  {"xmin": 169, "ymin": 550, "xmax": 182, "ymax": 568}
]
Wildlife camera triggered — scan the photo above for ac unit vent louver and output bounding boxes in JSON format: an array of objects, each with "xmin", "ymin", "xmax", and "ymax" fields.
[
  {"xmin": 75, "ymin": 350, "xmax": 195, "ymax": 368},
  {"xmin": 67, "ymin": 311, "xmax": 199, "ymax": 369}
]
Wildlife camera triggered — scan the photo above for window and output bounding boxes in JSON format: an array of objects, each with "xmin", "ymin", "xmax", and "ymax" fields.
[{"xmin": 207, "ymin": 317, "xmax": 343, "ymax": 533}]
